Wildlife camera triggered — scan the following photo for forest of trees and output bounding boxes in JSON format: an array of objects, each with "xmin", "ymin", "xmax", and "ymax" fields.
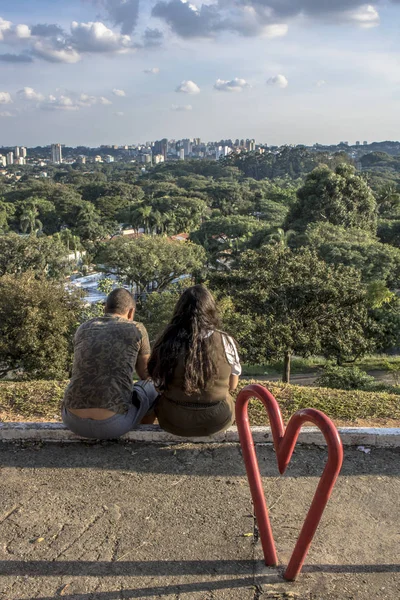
[{"xmin": 1, "ymin": 146, "xmax": 400, "ymax": 382}]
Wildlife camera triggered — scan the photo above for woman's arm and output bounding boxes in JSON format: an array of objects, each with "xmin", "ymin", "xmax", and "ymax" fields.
[{"xmin": 229, "ymin": 374, "xmax": 239, "ymax": 392}]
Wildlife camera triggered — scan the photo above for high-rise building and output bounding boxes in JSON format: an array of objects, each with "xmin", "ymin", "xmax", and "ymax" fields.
[
  {"xmin": 21, "ymin": 147, "xmax": 27, "ymax": 158},
  {"xmin": 51, "ymin": 143, "xmax": 63, "ymax": 163},
  {"xmin": 182, "ymin": 139, "xmax": 192, "ymax": 156},
  {"xmin": 17, "ymin": 157, "xmax": 25, "ymax": 165},
  {"xmin": 105, "ymin": 155, "xmax": 114, "ymax": 163},
  {"xmin": 179, "ymin": 148, "xmax": 185, "ymax": 161},
  {"xmin": 193, "ymin": 138, "xmax": 201, "ymax": 147},
  {"xmin": 152, "ymin": 139, "xmax": 168, "ymax": 161},
  {"xmin": 14, "ymin": 146, "xmax": 20, "ymax": 158},
  {"xmin": 0, "ymin": 155, "xmax": 6, "ymax": 167},
  {"xmin": 249, "ymin": 139, "xmax": 256, "ymax": 151},
  {"xmin": 363, "ymin": 141, "xmax": 368, "ymax": 145},
  {"xmin": 6, "ymin": 152, "xmax": 14, "ymax": 165},
  {"xmin": 94, "ymin": 155, "xmax": 103, "ymax": 163}
]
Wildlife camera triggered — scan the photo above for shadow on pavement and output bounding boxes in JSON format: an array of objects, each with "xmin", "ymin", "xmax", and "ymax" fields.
[
  {"xmin": 1, "ymin": 560, "xmax": 399, "ymax": 577},
  {"xmin": 0, "ymin": 444, "xmax": 399, "ymax": 477}
]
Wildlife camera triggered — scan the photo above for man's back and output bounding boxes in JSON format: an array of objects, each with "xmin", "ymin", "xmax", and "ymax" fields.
[{"xmin": 63, "ymin": 315, "xmax": 150, "ymax": 414}]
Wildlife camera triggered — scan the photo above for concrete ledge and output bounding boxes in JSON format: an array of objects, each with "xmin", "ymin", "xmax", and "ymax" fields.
[{"xmin": 0, "ymin": 422, "xmax": 399, "ymax": 447}]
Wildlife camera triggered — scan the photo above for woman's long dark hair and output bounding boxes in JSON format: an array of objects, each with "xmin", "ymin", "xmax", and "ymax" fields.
[{"xmin": 148, "ymin": 285, "xmax": 221, "ymax": 394}]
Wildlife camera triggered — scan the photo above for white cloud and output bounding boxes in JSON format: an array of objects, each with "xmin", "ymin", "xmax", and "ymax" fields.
[
  {"xmin": 44, "ymin": 95, "xmax": 79, "ymax": 111},
  {"xmin": 267, "ymin": 74, "xmax": 288, "ymax": 89},
  {"xmin": 262, "ymin": 24, "xmax": 288, "ymax": 38},
  {"xmin": 114, "ymin": 111, "xmax": 124, "ymax": 116},
  {"xmin": 17, "ymin": 87, "xmax": 44, "ymax": 101},
  {"xmin": 99, "ymin": 96, "xmax": 112, "ymax": 105},
  {"xmin": 70, "ymin": 21, "xmax": 132, "ymax": 53},
  {"xmin": 345, "ymin": 4, "xmax": 379, "ymax": 28},
  {"xmin": 32, "ymin": 40, "xmax": 81, "ymax": 63},
  {"xmin": 176, "ymin": 80, "xmax": 200, "ymax": 94},
  {"xmin": 0, "ymin": 17, "xmax": 31, "ymax": 42},
  {"xmin": 214, "ymin": 78, "xmax": 250, "ymax": 92},
  {"xmin": 144, "ymin": 67, "xmax": 160, "ymax": 74},
  {"xmin": 171, "ymin": 104, "xmax": 193, "ymax": 111},
  {"xmin": 316, "ymin": 79, "xmax": 326, "ymax": 87},
  {"xmin": 0, "ymin": 111, "xmax": 13, "ymax": 117},
  {"xmin": 112, "ymin": 88, "xmax": 126, "ymax": 96},
  {"xmin": 0, "ymin": 91, "xmax": 12, "ymax": 104},
  {"xmin": 78, "ymin": 93, "xmax": 97, "ymax": 107}
]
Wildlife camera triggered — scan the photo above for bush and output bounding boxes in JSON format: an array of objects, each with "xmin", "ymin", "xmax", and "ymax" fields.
[
  {"xmin": 0, "ymin": 273, "xmax": 84, "ymax": 380},
  {"xmin": 1, "ymin": 379, "xmax": 399, "ymax": 425},
  {"xmin": 316, "ymin": 365, "xmax": 375, "ymax": 390}
]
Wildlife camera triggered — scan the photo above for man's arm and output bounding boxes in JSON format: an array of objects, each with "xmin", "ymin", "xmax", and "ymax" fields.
[
  {"xmin": 136, "ymin": 353, "xmax": 150, "ymax": 380},
  {"xmin": 134, "ymin": 322, "xmax": 151, "ymax": 380}
]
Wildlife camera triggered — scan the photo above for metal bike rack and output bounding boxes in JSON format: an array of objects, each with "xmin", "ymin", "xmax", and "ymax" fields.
[{"xmin": 235, "ymin": 384, "xmax": 343, "ymax": 581}]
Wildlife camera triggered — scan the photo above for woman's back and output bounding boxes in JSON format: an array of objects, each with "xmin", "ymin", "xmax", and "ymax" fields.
[{"xmin": 149, "ymin": 284, "xmax": 241, "ymax": 437}]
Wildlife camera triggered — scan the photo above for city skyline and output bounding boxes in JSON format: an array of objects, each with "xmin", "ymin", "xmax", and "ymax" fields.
[{"xmin": 1, "ymin": 1, "xmax": 400, "ymax": 147}]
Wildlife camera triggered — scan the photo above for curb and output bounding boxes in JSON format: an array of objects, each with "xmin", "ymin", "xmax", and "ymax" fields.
[{"xmin": 0, "ymin": 423, "xmax": 399, "ymax": 447}]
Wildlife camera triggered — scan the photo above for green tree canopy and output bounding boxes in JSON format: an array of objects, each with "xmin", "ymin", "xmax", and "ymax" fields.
[
  {"xmin": 0, "ymin": 234, "xmax": 70, "ymax": 278},
  {"xmin": 212, "ymin": 246, "xmax": 374, "ymax": 381},
  {"xmin": 299, "ymin": 222, "xmax": 400, "ymax": 287},
  {"xmin": 286, "ymin": 164, "xmax": 377, "ymax": 233},
  {"xmin": 96, "ymin": 235, "xmax": 205, "ymax": 295},
  {"xmin": 0, "ymin": 272, "xmax": 84, "ymax": 379}
]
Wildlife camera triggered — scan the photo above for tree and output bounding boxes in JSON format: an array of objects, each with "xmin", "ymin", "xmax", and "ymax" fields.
[
  {"xmin": 0, "ymin": 272, "xmax": 84, "ymax": 379},
  {"xmin": 266, "ymin": 228, "xmax": 296, "ymax": 247},
  {"xmin": 286, "ymin": 164, "xmax": 377, "ymax": 233},
  {"xmin": 191, "ymin": 215, "xmax": 270, "ymax": 267},
  {"xmin": 212, "ymin": 246, "xmax": 373, "ymax": 382},
  {"xmin": 19, "ymin": 204, "xmax": 43, "ymax": 234},
  {"xmin": 55, "ymin": 229, "xmax": 82, "ymax": 261},
  {"xmin": 96, "ymin": 235, "xmax": 205, "ymax": 298},
  {"xmin": 299, "ymin": 222, "xmax": 400, "ymax": 287},
  {"xmin": 0, "ymin": 234, "xmax": 70, "ymax": 279},
  {"xmin": 73, "ymin": 202, "xmax": 111, "ymax": 246}
]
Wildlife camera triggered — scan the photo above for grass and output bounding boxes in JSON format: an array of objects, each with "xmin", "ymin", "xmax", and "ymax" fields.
[
  {"xmin": 0, "ymin": 379, "xmax": 399, "ymax": 428},
  {"xmin": 242, "ymin": 354, "xmax": 400, "ymax": 377}
]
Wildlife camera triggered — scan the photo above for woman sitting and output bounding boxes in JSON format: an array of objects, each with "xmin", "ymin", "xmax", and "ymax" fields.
[{"xmin": 148, "ymin": 284, "xmax": 241, "ymax": 437}]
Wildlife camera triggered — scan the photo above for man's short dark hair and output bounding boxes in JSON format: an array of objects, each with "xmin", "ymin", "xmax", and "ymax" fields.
[{"xmin": 105, "ymin": 288, "xmax": 135, "ymax": 315}]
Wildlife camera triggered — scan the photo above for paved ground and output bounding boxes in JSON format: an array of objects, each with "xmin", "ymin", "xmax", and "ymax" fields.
[{"xmin": 0, "ymin": 442, "xmax": 399, "ymax": 600}]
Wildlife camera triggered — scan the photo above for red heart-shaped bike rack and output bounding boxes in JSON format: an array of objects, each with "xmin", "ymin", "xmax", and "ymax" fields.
[{"xmin": 235, "ymin": 384, "xmax": 343, "ymax": 581}]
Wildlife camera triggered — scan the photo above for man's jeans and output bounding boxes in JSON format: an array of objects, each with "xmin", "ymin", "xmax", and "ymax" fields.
[{"xmin": 62, "ymin": 380, "xmax": 158, "ymax": 440}]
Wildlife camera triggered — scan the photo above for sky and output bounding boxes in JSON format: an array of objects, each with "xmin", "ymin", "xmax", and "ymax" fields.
[{"xmin": 0, "ymin": 0, "xmax": 400, "ymax": 147}]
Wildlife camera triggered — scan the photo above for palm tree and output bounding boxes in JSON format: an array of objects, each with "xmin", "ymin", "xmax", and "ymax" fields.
[
  {"xmin": 57, "ymin": 228, "xmax": 81, "ymax": 260},
  {"xmin": 376, "ymin": 184, "xmax": 400, "ymax": 214},
  {"xmin": 20, "ymin": 205, "xmax": 43, "ymax": 235},
  {"xmin": 267, "ymin": 228, "xmax": 296, "ymax": 247}
]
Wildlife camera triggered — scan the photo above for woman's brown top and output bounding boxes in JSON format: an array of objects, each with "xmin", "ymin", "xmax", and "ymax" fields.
[{"xmin": 155, "ymin": 331, "xmax": 237, "ymax": 437}]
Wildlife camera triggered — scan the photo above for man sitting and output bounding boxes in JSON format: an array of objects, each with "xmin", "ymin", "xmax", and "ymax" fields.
[{"xmin": 62, "ymin": 288, "xmax": 158, "ymax": 439}]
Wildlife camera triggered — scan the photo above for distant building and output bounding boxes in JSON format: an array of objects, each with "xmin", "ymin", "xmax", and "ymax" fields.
[
  {"xmin": 105, "ymin": 155, "xmax": 114, "ymax": 163},
  {"xmin": 153, "ymin": 154, "xmax": 165, "ymax": 164},
  {"xmin": 179, "ymin": 148, "xmax": 185, "ymax": 161},
  {"xmin": 14, "ymin": 146, "xmax": 20, "ymax": 158},
  {"xmin": 77, "ymin": 155, "xmax": 86, "ymax": 164},
  {"xmin": 51, "ymin": 143, "xmax": 63, "ymax": 164},
  {"xmin": 21, "ymin": 147, "xmax": 27, "ymax": 158},
  {"xmin": 153, "ymin": 138, "xmax": 168, "ymax": 161},
  {"xmin": 363, "ymin": 141, "xmax": 368, "ymax": 145},
  {"xmin": 0, "ymin": 155, "xmax": 6, "ymax": 167},
  {"xmin": 355, "ymin": 141, "xmax": 360, "ymax": 146},
  {"xmin": 17, "ymin": 157, "xmax": 25, "ymax": 165},
  {"xmin": 183, "ymin": 139, "xmax": 192, "ymax": 156},
  {"xmin": 94, "ymin": 155, "xmax": 103, "ymax": 163},
  {"xmin": 6, "ymin": 152, "xmax": 14, "ymax": 165}
]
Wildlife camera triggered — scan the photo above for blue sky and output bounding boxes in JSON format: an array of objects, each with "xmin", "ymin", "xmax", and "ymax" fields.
[{"xmin": 1, "ymin": 0, "xmax": 400, "ymax": 147}]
